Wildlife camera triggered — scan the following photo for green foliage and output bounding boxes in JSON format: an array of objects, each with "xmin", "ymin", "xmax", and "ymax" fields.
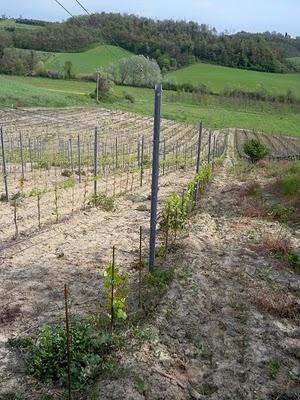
[
  {"xmin": 22, "ymin": 319, "xmax": 112, "ymax": 387},
  {"xmin": 108, "ymin": 55, "xmax": 162, "ymax": 88},
  {"xmin": 104, "ymin": 261, "xmax": 128, "ymax": 321},
  {"xmin": 146, "ymin": 268, "xmax": 174, "ymax": 291},
  {"xmin": 276, "ymin": 173, "xmax": 300, "ymax": 196},
  {"xmin": 89, "ymin": 193, "xmax": 115, "ymax": 211},
  {"xmin": 270, "ymin": 204, "xmax": 291, "ymax": 223},
  {"xmin": 244, "ymin": 139, "xmax": 269, "ymax": 163},
  {"xmin": 160, "ymin": 164, "xmax": 213, "ymax": 238}
]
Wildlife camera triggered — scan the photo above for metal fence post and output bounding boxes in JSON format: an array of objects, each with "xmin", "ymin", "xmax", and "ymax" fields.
[
  {"xmin": 140, "ymin": 136, "xmax": 144, "ymax": 187},
  {"xmin": 149, "ymin": 84, "xmax": 162, "ymax": 272},
  {"xmin": 0, "ymin": 127, "xmax": 8, "ymax": 201},
  {"xmin": 196, "ymin": 121, "xmax": 203, "ymax": 174},
  {"xmin": 94, "ymin": 127, "xmax": 98, "ymax": 196}
]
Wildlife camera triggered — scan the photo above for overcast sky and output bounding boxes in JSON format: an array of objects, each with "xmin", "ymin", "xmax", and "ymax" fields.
[{"xmin": 2, "ymin": 0, "xmax": 300, "ymax": 37}]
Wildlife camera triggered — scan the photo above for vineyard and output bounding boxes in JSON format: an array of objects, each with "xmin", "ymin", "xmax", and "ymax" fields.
[
  {"xmin": 0, "ymin": 107, "xmax": 226, "ymax": 242},
  {"xmin": 235, "ymin": 128, "xmax": 300, "ymax": 160},
  {"xmin": 0, "ymin": 106, "xmax": 300, "ymax": 399},
  {"xmin": 0, "ymin": 106, "xmax": 227, "ymax": 396}
]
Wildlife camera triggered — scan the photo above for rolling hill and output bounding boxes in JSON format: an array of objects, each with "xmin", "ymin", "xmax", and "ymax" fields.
[
  {"xmin": 45, "ymin": 45, "xmax": 132, "ymax": 75},
  {"xmin": 1, "ymin": 74, "xmax": 300, "ymax": 137},
  {"xmin": 0, "ymin": 19, "xmax": 43, "ymax": 31},
  {"xmin": 166, "ymin": 62, "xmax": 300, "ymax": 95}
]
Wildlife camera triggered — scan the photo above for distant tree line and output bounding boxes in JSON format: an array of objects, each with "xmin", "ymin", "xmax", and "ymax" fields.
[
  {"xmin": 15, "ymin": 18, "xmax": 52, "ymax": 27},
  {"xmin": 1, "ymin": 13, "xmax": 300, "ymax": 73}
]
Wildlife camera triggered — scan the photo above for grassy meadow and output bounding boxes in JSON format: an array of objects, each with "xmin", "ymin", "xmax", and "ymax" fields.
[
  {"xmin": 45, "ymin": 45, "xmax": 132, "ymax": 75},
  {"xmin": 1, "ymin": 74, "xmax": 300, "ymax": 137},
  {"xmin": 166, "ymin": 62, "xmax": 300, "ymax": 95}
]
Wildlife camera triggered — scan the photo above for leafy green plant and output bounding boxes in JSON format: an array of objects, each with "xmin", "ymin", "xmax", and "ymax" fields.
[
  {"xmin": 160, "ymin": 164, "xmax": 212, "ymax": 248},
  {"xmin": 15, "ymin": 319, "xmax": 112, "ymax": 388},
  {"xmin": 243, "ymin": 139, "xmax": 269, "ymax": 163},
  {"xmin": 89, "ymin": 193, "xmax": 115, "ymax": 211},
  {"xmin": 104, "ymin": 261, "xmax": 128, "ymax": 323}
]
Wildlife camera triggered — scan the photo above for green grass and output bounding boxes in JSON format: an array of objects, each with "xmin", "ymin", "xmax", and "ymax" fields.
[
  {"xmin": 166, "ymin": 62, "xmax": 300, "ymax": 95},
  {"xmin": 45, "ymin": 45, "xmax": 132, "ymax": 75},
  {"xmin": 1, "ymin": 74, "xmax": 300, "ymax": 137},
  {"xmin": 0, "ymin": 75, "xmax": 92, "ymax": 107},
  {"xmin": 0, "ymin": 19, "xmax": 42, "ymax": 31}
]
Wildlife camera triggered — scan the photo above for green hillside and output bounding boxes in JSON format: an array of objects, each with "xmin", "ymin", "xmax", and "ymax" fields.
[
  {"xmin": 166, "ymin": 62, "xmax": 300, "ymax": 95},
  {"xmin": 0, "ymin": 19, "xmax": 42, "ymax": 31},
  {"xmin": 1, "ymin": 74, "xmax": 300, "ymax": 137},
  {"xmin": 45, "ymin": 45, "xmax": 132, "ymax": 75}
]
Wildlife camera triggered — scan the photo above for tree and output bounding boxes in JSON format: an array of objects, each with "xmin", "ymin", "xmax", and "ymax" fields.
[{"xmin": 113, "ymin": 55, "xmax": 161, "ymax": 88}]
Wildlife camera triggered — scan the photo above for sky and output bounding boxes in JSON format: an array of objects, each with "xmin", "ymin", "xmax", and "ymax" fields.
[{"xmin": 1, "ymin": 0, "xmax": 300, "ymax": 37}]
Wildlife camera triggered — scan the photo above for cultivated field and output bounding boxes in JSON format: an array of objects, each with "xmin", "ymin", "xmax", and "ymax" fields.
[
  {"xmin": 235, "ymin": 129, "xmax": 300, "ymax": 160},
  {"xmin": 0, "ymin": 107, "xmax": 299, "ymax": 399}
]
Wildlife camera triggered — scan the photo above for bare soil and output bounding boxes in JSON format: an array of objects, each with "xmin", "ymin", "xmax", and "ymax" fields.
[{"xmin": 0, "ymin": 131, "xmax": 299, "ymax": 400}]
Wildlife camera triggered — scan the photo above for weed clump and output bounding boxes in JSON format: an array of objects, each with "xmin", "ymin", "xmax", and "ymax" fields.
[
  {"xmin": 9, "ymin": 319, "xmax": 112, "ymax": 388},
  {"xmin": 89, "ymin": 193, "xmax": 115, "ymax": 211}
]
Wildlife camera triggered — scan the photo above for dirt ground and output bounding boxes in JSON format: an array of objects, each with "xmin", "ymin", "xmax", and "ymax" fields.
[
  {"xmin": 0, "ymin": 131, "xmax": 299, "ymax": 399},
  {"xmin": 93, "ymin": 132, "xmax": 300, "ymax": 400}
]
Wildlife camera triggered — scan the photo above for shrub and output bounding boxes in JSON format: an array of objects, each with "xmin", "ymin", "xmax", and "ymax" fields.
[
  {"xmin": 243, "ymin": 139, "xmax": 269, "ymax": 163},
  {"xmin": 24, "ymin": 319, "xmax": 112, "ymax": 387}
]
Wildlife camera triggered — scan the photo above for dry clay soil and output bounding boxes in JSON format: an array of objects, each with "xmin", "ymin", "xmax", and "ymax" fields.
[
  {"xmin": 95, "ymin": 133, "xmax": 300, "ymax": 400},
  {"xmin": 0, "ymin": 132, "xmax": 299, "ymax": 399}
]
